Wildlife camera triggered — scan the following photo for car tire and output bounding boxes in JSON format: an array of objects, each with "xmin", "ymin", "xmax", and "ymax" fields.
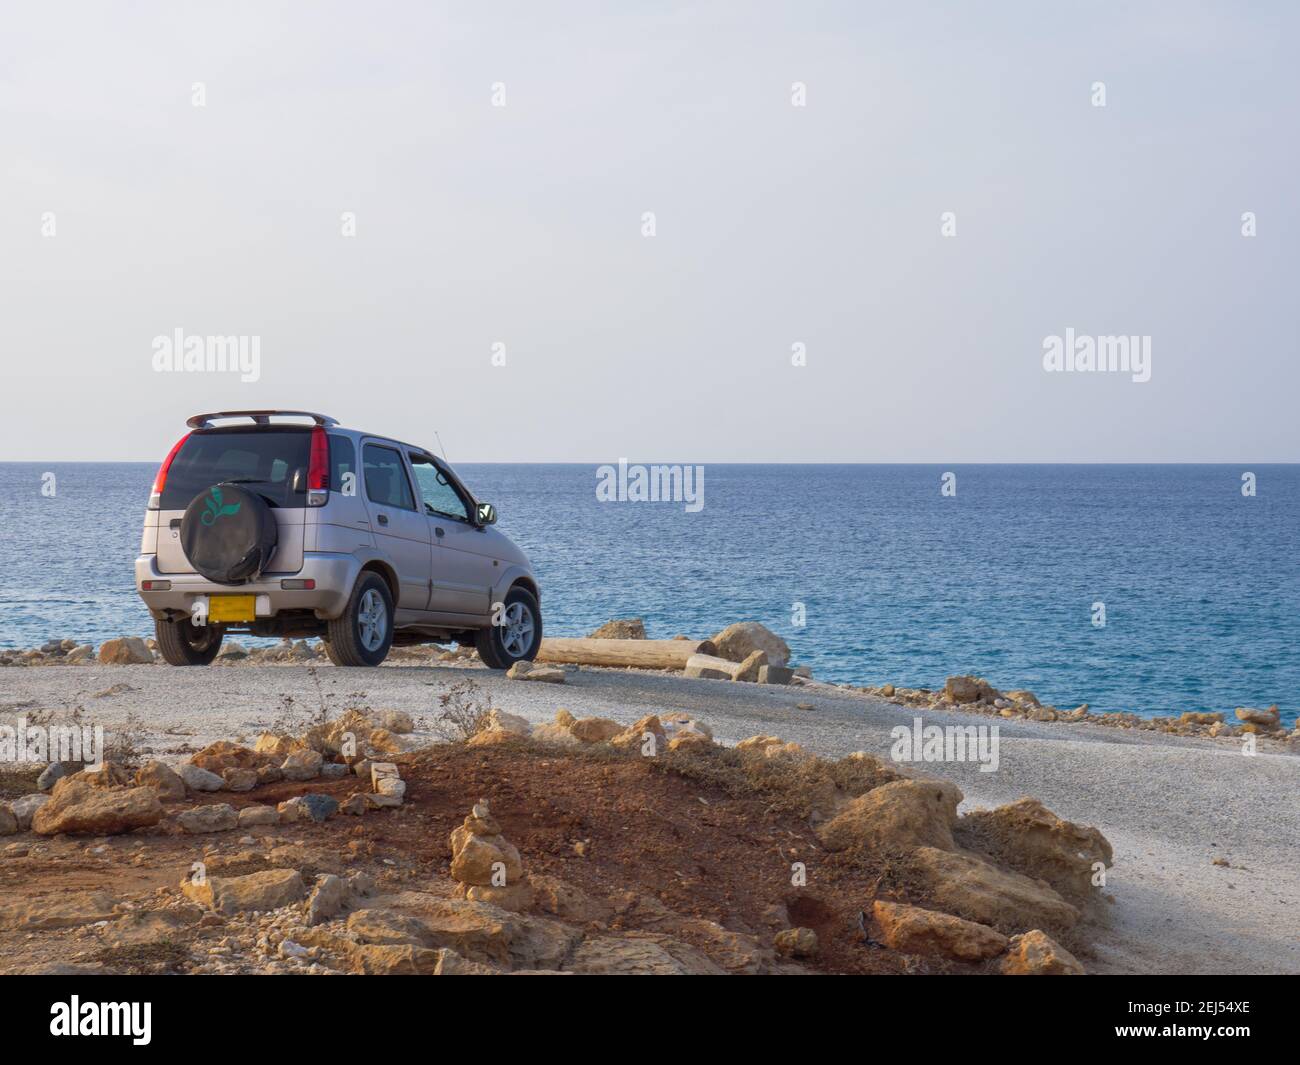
[
  {"xmin": 323, "ymin": 573, "xmax": 394, "ymax": 667},
  {"xmin": 476, "ymin": 585, "xmax": 542, "ymax": 670},
  {"xmin": 155, "ymin": 617, "xmax": 224, "ymax": 666}
]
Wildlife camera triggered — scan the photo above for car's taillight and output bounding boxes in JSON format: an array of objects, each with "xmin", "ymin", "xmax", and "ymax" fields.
[
  {"xmin": 148, "ymin": 434, "xmax": 190, "ymax": 510},
  {"xmin": 306, "ymin": 426, "xmax": 329, "ymax": 506}
]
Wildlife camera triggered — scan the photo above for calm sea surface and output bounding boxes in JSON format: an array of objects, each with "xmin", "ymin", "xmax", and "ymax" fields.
[{"xmin": 1, "ymin": 463, "xmax": 1295, "ymax": 725}]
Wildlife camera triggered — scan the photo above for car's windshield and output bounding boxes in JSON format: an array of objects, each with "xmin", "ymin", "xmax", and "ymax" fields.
[{"xmin": 161, "ymin": 428, "xmax": 310, "ymax": 509}]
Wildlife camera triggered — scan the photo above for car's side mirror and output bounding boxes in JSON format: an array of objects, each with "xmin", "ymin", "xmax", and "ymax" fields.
[{"xmin": 475, "ymin": 502, "xmax": 497, "ymax": 526}]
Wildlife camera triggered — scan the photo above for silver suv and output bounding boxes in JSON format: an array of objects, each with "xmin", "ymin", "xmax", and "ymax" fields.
[{"xmin": 135, "ymin": 410, "xmax": 542, "ymax": 668}]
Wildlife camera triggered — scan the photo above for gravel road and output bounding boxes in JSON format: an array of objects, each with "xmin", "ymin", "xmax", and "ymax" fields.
[{"xmin": 3, "ymin": 661, "xmax": 1296, "ymax": 975}]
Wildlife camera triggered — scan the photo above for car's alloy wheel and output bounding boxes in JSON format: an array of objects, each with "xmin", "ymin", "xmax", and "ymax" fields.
[
  {"xmin": 324, "ymin": 572, "xmax": 395, "ymax": 667},
  {"xmin": 499, "ymin": 600, "xmax": 535, "ymax": 658},
  {"xmin": 475, "ymin": 585, "xmax": 542, "ymax": 669},
  {"xmin": 357, "ymin": 588, "xmax": 388, "ymax": 651}
]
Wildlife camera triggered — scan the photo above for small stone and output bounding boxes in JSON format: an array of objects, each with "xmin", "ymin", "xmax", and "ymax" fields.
[
  {"xmin": 177, "ymin": 804, "xmax": 239, "ymax": 834},
  {"xmin": 237, "ymin": 805, "xmax": 279, "ymax": 827},
  {"xmin": 182, "ymin": 868, "xmax": 306, "ymax": 915},
  {"xmin": 506, "ymin": 661, "xmax": 565, "ymax": 683},
  {"xmin": 340, "ymin": 795, "xmax": 368, "ymax": 816},
  {"xmin": 944, "ymin": 675, "xmax": 998, "ymax": 704},
  {"xmin": 375, "ymin": 777, "xmax": 406, "ymax": 801},
  {"xmin": 97, "ymin": 636, "xmax": 154, "ymax": 664},
  {"xmin": 37, "ymin": 762, "xmax": 76, "ymax": 792},
  {"xmin": 462, "ymin": 880, "xmax": 535, "ymax": 912},
  {"xmin": 278, "ymin": 794, "xmax": 338, "ymax": 824},
  {"xmin": 587, "ymin": 619, "xmax": 646, "ymax": 639},
  {"xmin": 774, "ymin": 927, "xmax": 819, "ymax": 958},
  {"xmin": 1235, "ymin": 705, "xmax": 1281, "ymax": 730},
  {"xmin": 279, "ymin": 939, "xmax": 309, "ymax": 959},
  {"xmin": 221, "ymin": 767, "xmax": 258, "ymax": 792},
  {"xmin": 568, "ymin": 717, "xmax": 623, "ymax": 743},
  {"xmin": 758, "ymin": 664, "xmax": 794, "ymax": 685},
  {"xmin": 179, "ymin": 764, "xmax": 224, "ymax": 792},
  {"xmin": 999, "ymin": 929, "xmax": 1084, "ymax": 975},
  {"xmin": 320, "ymin": 763, "xmax": 349, "ymax": 780},
  {"xmin": 683, "ymin": 653, "xmax": 737, "ymax": 680},
  {"xmin": 135, "ymin": 761, "xmax": 187, "ymax": 802},
  {"xmin": 10, "ymin": 793, "xmax": 50, "ymax": 831},
  {"xmin": 306, "ymin": 874, "xmax": 350, "ymax": 925},
  {"xmin": 281, "ymin": 749, "xmax": 323, "ymax": 781},
  {"xmin": 732, "ymin": 649, "xmax": 768, "ymax": 682},
  {"xmin": 872, "ymin": 899, "xmax": 1009, "ymax": 961}
]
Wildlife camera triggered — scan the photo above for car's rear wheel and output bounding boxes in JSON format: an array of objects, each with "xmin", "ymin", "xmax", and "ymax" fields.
[
  {"xmin": 476, "ymin": 585, "xmax": 542, "ymax": 670},
  {"xmin": 323, "ymin": 573, "xmax": 394, "ymax": 667},
  {"xmin": 155, "ymin": 617, "xmax": 224, "ymax": 666}
]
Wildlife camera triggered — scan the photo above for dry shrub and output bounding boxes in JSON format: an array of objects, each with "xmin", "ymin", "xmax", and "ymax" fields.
[
  {"xmin": 104, "ymin": 710, "xmax": 150, "ymax": 768},
  {"xmin": 432, "ymin": 678, "xmax": 495, "ymax": 742}
]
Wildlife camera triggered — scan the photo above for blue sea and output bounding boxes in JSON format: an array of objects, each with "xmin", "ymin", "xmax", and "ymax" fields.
[{"xmin": 1, "ymin": 463, "xmax": 1296, "ymax": 725}]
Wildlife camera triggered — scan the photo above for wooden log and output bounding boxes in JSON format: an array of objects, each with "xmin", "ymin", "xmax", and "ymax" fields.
[{"xmin": 535, "ymin": 637, "xmax": 715, "ymax": 670}]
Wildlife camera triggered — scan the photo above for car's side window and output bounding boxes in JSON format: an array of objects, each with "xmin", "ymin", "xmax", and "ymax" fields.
[
  {"xmin": 409, "ymin": 454, "xmax": 470, "ymax": 521},
  {"xmin": 329, "ymin": 434, "xmax": 358, "ymax": 497},
  {"xmin": 362, "ymin": 443, "xmax": 416, "ymax": 510}
]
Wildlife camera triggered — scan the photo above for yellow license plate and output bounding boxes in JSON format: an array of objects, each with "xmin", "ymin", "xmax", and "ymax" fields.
[{"xmin": 208, "ymin": 595, "xmax": 256, "ymax": 623}]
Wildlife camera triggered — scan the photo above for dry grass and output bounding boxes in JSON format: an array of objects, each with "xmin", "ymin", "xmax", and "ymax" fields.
[{"xmin": 430, "ymin": 678, "xmax": 496, "ymax": 742}]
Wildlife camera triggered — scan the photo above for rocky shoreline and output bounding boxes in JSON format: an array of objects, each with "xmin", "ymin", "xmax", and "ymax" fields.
[{"xmin": 4, "ymin": 618, "xmax": 1296, "ymax": 750}]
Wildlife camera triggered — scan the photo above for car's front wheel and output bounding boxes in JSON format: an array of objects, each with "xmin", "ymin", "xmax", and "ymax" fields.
[
  {"xmin": 476, "ymin": 585, "xmax": 542, "ymax": 669},
  {"xmin": 155, "ymin": 617, "xmax": 224, "ymax": 665},
  {"xmin": 323, "ymin": 572, "xmax": 394, "ymax": 667}
]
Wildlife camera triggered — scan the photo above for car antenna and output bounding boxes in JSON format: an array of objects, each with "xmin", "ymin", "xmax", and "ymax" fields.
[{"xmin": 434, "ymin": 430, "xmax": 449, "ymax": 463}]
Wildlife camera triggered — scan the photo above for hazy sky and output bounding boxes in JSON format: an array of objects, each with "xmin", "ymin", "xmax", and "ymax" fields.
[{"xmin": 1, "ymin": 1, "xmax": 1296, "ymax": 462}]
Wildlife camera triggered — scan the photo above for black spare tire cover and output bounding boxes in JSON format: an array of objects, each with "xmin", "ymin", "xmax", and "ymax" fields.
[{"xmin": 180, "ymin": 483, "xmax": 278, "ymax": 584}]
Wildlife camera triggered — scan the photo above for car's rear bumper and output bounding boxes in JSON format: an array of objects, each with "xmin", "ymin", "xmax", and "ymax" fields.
[{"xmin": 134, "ymin": 552, "xmax": 359, "ymax": 621}]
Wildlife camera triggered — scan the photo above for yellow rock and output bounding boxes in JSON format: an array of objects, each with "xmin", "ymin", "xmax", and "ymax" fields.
[
  {"xmin": 872, "ymin": 899, "xmax": 1008, "ymax": 961},
  {"xmin": 999, "ymin": 929, "xmax": 1084, "ymax": 974},
  {"xmin": 568, "ymin": 717, "xmax": 623, "ymax": 743},
  {"xmin": 817, "ymin": 779, "xmax": 962, "ymax": 854}
]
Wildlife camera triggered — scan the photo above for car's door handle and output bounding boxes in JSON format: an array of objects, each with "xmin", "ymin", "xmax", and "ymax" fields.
[
  {"xmin": 434, "ymin": 526, "xmax": 445, "ymax": 537},
  {"xmin": 377, "ymin": 513, "xmax": 389, "ymax": 526}
]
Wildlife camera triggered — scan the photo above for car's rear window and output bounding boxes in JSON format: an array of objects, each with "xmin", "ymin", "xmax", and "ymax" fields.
[{"xmin": 161, "ymin": 427, "xmax": 311, "ymax": 510}]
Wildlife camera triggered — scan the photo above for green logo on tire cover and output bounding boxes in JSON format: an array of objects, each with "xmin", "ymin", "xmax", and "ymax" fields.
[{"xmin": 200, "ymin": 485, "xmax": 242, "ymax": 526}]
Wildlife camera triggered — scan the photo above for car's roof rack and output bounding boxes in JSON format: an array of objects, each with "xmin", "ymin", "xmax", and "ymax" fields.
[{"xmin": 186, "ymin": 410, "xmax": 340, "ymax": 429}]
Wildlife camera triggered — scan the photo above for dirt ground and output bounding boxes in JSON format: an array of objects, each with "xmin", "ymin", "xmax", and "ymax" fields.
[{"xmin": 0, "ymin": 737, "xmax": 1035, "ymax": 975}]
